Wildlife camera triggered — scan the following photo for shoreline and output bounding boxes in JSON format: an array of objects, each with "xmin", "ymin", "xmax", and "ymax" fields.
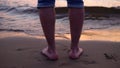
[{"xmin": 0, "ymin": 28, "xmax": 120, "ymax": 42}]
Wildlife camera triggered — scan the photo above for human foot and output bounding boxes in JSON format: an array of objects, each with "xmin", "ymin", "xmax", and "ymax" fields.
[
  {"xmin": 69, "ymin": 48, "xmax": 83, "ymax": 59},
  {"xmin": 41, "ymin": 47, "xmax": 58, "ymax": 61}
]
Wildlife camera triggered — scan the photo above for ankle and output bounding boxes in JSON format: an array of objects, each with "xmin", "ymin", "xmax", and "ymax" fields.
[
  {"xmin": 71, "ymin": 47, "xmax": 79, "ymax": 52},
  {"xmin": 47, "ymin": 47, "xmax": 56, "ymax": 53}
]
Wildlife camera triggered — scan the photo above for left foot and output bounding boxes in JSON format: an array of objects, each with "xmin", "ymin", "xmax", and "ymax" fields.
[{"xmin": 69, "ymin": 48, "xmax": 83, "ymax": 59}]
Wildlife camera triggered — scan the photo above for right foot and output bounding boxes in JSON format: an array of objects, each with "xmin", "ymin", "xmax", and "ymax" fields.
[
  {"xmin": 69, "ymin": 48, "xmax": 83, "ymax": 59},
  {"xmin": 41, "ymin": 47, "xmax": 58, "ymax": 60}
]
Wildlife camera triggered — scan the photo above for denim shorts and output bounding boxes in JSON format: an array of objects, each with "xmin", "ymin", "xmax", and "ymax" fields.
[{"xmin": 37, "ymin": 0, "xmax": 84, "ymax": 8}]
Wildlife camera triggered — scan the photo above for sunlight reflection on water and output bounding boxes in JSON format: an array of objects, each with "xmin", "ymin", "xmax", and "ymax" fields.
[{"xmin": 0, "ymin": 0, "xmax": 119, "ymax": 7}]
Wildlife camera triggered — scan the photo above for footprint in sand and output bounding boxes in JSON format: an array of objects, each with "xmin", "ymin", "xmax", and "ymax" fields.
[
  {"xmin": 81, "ymin": 60, "xmax": 97, "ymax": 64},
  {"xmin": 16, "ymin": 48, "xmax": 31, "ymax": 51},
  {"xmin": 59, "ymin": 62, "xmax": 70, "ymax": 67}
]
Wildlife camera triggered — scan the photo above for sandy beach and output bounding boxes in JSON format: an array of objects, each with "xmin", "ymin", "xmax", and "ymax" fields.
[{"xmin": 0, "ymin": 31, "xmax": 120, "ymax": 68}]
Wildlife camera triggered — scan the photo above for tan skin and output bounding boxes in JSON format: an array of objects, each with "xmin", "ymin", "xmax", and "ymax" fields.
[{"xmin": 39, "ymin": 8, "xmax": 84, "ymax": 60}]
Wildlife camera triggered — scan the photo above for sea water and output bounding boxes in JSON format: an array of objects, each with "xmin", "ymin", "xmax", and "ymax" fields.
[{"xmin": 0, "ymin": 0, "xmax": 120, "ymax": 35}]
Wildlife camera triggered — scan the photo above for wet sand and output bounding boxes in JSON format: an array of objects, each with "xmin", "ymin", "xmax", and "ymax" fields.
[{"xmin": 0, "ymin": 31, "xmax": 120, "ymax": 68}]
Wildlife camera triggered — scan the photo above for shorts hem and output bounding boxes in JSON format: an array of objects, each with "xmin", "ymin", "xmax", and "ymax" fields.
[
  {"xmin": 67, "ymin": 4, "xmax": 84, "ymax": 8},
  {"xmin": 37, "ymin": 4, "xmax": 55, "ymax": 9}
]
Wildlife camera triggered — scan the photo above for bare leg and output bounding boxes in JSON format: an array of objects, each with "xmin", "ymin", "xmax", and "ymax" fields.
[
  {"xmin": 69, "ymin": 8, "xmax": 84, "ymax": 59},
  {"xmin": 39, "ymin": 8, "xmax": 58, "ymax": 60}
]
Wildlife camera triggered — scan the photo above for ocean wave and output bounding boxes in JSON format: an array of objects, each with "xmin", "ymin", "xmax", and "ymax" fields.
[
  {"xmin": 0, "ymin": 29, "xmax": 24, "ymax": 32},
  {"xmin": 0, "ymin": 6, "xmax": 38, "ymax": 14}
]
